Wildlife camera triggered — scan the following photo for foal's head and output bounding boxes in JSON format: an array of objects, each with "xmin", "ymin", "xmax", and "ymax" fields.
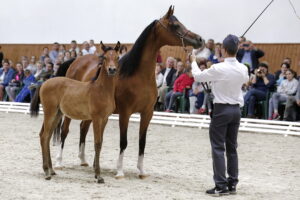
[
  {"xmin": 100, "ymin": 41, "xmax": 121, "ymax": 76},
  {"xmin": 157, "ymin": 6, "xmax": 204, "ymax": 49}
]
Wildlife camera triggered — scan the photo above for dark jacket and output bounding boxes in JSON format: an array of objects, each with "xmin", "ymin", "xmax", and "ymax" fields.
[
  {"xmin": 253, "ymin": 73, "xmax": 275, "ymax": 92},
  {"xmin": 161, "ymin": 67, "xmax": 176, "ymax": 87},
  {"xmin": 236, "ymin": 49, "xmax": 264, "ymax": 71}
]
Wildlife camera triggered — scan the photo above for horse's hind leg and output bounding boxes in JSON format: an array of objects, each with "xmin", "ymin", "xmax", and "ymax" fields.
[
  {"xmin": 55, "ymin": 116, "xmax": 71, "ymax": 169},
  {"xmin": 137, "ymin": 111, "xmax": 153, "ymax": 179},
  {"xmin": 115, "ymin": 112, "xmax": 130, "ymax": 179},
  {"xmin": 78, "ymin": 120, "xmax": 92, "ymax": 166}
]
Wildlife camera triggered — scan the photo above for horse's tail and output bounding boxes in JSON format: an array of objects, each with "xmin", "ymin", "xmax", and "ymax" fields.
[
  {"xmin": 30, "ymin": 85, "xmax": 41, "ymax": 117},
  {"xmin": 56, "ymin": 58, "xmax": 76, "ymax": 77}
]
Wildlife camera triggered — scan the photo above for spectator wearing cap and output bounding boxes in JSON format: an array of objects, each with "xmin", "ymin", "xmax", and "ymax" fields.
[
  {"xmin": 244, "ymin": 62, "xmax": 275, "ymax": 118},
  {"xmin": 191, "ymin": 34, "xmax": 249, "ymax": 196},
  {"xmin": 237, "ymin": 40, "xmax": 264, "ymax": 72}
]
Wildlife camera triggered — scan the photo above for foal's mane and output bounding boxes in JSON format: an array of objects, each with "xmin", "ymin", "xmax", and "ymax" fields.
[{"xmin": 119, "ymin": 20, "xmax": 157, "ymax": 78}]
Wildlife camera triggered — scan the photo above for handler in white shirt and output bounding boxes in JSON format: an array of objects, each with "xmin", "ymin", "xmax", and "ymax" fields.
[{"xmin": 191, "ymin": 34, "xmax": 248, "ymax": 196}]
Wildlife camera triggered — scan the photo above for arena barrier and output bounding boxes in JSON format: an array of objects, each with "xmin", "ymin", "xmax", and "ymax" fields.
[{"xmin": 1, "ymin": 101, "xmax": 299, "ymax": 137}]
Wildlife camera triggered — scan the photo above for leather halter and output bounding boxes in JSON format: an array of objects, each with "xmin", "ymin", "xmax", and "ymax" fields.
[{"xmin": 157, "ymin": 19, "xmax": 190, "ymax": 52}]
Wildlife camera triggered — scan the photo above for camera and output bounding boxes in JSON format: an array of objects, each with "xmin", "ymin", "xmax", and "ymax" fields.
[{"xmin": 257, "ymin": 69, "xmax": 262, "ymax": 74}]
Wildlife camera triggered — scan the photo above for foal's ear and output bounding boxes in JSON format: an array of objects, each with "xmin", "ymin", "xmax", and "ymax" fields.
[
  {"xmin": 165, "ymin": 5, "xmax": 174, "ymax": 19},
  {"xmin": 114, "ymin": 41, "xmax": 121, "ymax": 52},
  {"xmin": 100, "ymin": 41, "xmax": 107, "ymax": 52}
]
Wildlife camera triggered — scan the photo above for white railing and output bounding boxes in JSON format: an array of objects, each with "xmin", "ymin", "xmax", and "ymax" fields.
[{"xmin": 1, "ymin": 101, "xmax": 299, "ymax": 136}]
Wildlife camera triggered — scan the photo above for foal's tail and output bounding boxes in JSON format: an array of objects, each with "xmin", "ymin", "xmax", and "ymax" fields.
[
  {"xmin": 30, "ymin": 85, "xmax": 41, "ymax": 117},
  {"xmin": 56, "ymin": 58, "xmax": 75, "ymax": 77}
]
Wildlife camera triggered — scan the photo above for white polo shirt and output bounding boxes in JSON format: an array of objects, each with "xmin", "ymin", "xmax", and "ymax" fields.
[{"xmin": 191, "ymin": 57, "xmax": 249, "ymax": 107}]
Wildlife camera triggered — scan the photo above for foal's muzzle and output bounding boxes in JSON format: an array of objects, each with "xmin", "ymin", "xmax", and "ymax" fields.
[{"xmin": 108, "ymin": 67, "xmax": 117, "ymax": 76}]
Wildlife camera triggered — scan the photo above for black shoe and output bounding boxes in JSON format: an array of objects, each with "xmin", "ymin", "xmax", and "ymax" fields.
[
  {"xmin": 206, "ymin": 187, "xmax": 229, "ymax": 196},
  {"xmin": 228, "ymin": 185, "xmax": 237, "ymax": 195}
]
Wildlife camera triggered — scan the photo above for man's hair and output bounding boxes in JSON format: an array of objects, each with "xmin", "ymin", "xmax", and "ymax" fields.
[{"xmin": 222, "ymin": 34, "xmax": 239, "ymax": 56}]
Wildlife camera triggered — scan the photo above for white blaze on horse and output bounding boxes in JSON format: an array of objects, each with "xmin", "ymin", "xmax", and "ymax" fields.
[{"xmin": 30, "ymin": 42, "xmax": 121, "ymax": 183}]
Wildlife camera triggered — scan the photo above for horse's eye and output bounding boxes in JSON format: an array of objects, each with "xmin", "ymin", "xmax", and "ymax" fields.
[{"xmin": 170, "ymin": 23, "xmax": 180, "ymax": 30}]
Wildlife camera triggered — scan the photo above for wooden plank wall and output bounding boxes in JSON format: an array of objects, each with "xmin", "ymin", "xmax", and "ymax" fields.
[{"xmin": 1, "ymin": 43, "xmax": 299, "ymax": 74}]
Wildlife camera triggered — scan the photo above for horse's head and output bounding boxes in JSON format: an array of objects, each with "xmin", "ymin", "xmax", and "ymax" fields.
[
  {"xmin": 100, "ymin": 41, "xmax": 121, "ymax": 76},
  {"xmin": 157, "ymin": 6, "xmax": 204, "ymax": 49}
]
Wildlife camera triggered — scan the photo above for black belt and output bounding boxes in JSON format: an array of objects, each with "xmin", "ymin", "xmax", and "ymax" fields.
[{"xmin": 214, "ymin": 103, "xmax": 239, "ymax": 106}]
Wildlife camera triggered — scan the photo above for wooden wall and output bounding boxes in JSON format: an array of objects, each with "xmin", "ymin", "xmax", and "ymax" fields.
[{"xmin": 1, "ymin": 43, "xmax": 299, "ymax": 74}]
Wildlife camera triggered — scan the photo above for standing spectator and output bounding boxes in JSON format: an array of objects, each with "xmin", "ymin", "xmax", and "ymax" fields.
[
  {"xmin": 70, "ymin": 50, "xmax": 77, "ymax": 58},
  {"xmin": 165, "ymin": 66, "xmax": 194, "ymax": 112},
  {"xmin": 15, "ymin": 69, "xmax": 36, "ymax": 102},
  {"xmin": 5, "ymin": 62, "xmax": 24, "ymax": 101},
  {"xmin": 206, "ymin": 39, "xmax": 215, "ymax": 55},
  {"xmin": 49, "ymin": 42, "xmax": 59, "ymax": 63},
  {"xmin": 208, "ymin": 43, "xmax": 224, "ymax": 64},
  {"xmin": 27, "ymin": 56, "xmax": 37, "ymax": 74},
  {"xmin": 89, "ymin": 39, "xmax": 97, "ymax": 54},
  {"xmin": 82, "ymin": 41, "xmax": 93, "ymax": 55},
  {"xmin": 0, "ymin": 59, "xmax": 15, "ymax": 100},
  {"xmin": 244, "ymin": 62, "xmax": 275, "ymax": 118},
  {"xmin": 0, "ymin": 46, "xmax": 3, "ymax": 68},
  {"xmin": 237, "ymin": 40, "xmax": 264, "ymax": 72},
  {"xmin": 268, "ymin": 69, "xmax": 298, "ymax": 120},
  {"xmin": 158, "ymin": 57, "xmax": 176, "ymax": 105},
  {"xmin": 274, "ymin": 63, "xmax": 290, "ymax": 86},
  {"xmin": 58, "ymin": 44, "xmax": 66, "ymax": 57},
  {"xmin": 40, "ymin": 47, "xmax": 49, "ymax": 63},
  {"xmin": 283, "ymin": 81, "xmax": 300, "ymax": 121},
  {"xmin": 69, "ymin": 40, "xmax": 80, "ymax": 54}
]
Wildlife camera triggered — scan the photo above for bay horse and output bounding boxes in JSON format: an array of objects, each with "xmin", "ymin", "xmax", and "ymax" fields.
[
  {"xmin": 30, "ymin": 42, "xmax": 121, "ymax": 183},
  {"xmin": 55, "ymin": 6, "xmax": 204, "ymax": 179}
]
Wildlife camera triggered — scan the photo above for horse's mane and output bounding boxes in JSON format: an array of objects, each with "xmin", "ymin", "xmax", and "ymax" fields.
[{"xmin": 119, "ymin": 20, "xmax": 157, "ymax": 77}]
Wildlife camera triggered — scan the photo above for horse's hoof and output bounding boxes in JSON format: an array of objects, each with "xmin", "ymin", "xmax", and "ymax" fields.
[
  {"xmin": 51, "ymin": 171, "xmax": 56, "ymax": 176},
  {"xmin": 80, "ymin": 163, "xmax": 89, "ymax": 167},
  {"xmin": 97, "ymin": 177, "xmax": 105, "ymax": 184},
  {"xmin": 45, "ymin": 176, "xmax": 51, "ymax": 180},
  {"xmin": 139, "ymin": 174, "xmax": 149, "ymax": 179},
  {"xmin": 115, "ymin": 175, "xmax": 125, "ymax": 180}
]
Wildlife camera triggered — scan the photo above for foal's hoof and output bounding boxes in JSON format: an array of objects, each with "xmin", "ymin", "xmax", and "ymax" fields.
[
  {"xmin": 45, "ymin": 176, "xmax": 51, "ymax": 180},
  {"xmin": 80, "ymin": 163, "xmax": 89, "ymax": 167},
  {"xmin": 51, "ymin": 171, "xmax": 57, "ymax": 176},
  {"xmin": 96, "ymin": 177, "xmax": 105, "ymax": 184},
  {"xmin": 138, "ymin": 174, "xmax": 150, "ymax": 179}
]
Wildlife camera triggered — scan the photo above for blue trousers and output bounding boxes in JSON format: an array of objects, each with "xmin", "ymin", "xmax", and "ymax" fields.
[{"xmin": 244, "ymin": 88, "xmax": 267, "ymax": 116}]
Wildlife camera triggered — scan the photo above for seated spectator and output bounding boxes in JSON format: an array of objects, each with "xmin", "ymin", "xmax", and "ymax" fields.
[
  {"xmin": 193, "ymin": 44, "xmax": 211, "ymax": 60},
  {"xmin": 89, "ymin": 39, "xmax": 97, "ymax": 54},
  {"xmin": 5, "ymin": 62, "xmax": 24, "ymax": 101},
  {"xmin": 70, "ymin": 50, "xmax": 77, "ymax": 58},
  {"xmin": 155, "ymin": 63, "xmax": 164, "ymax": 88},
  {"xmin": 268, "ymin": 69, "xmax": 298, "ymax": 120},
  {"xmin": 69, "ymin": 40, "xmax": 80, "ymax": 54},
  {"xmin": 15, "ymin": 69, "xmax": 36, "ymax": 102},
  {"xmin": 274, "ymin": 63, "xmax": 290, "ymax": 86},
  {"xmin": 40, "ymin": 47, "xmax": 49, "ymax": 63},
  {"xmin": 21, "ymin": 56, "xmax": 29, "ymax": 70},
  {"xmin": 283, "ymin": 80, "xmax": 300, "ymax": 121},
  {"xmin": 237, "ymin": 40, "xmax": 264, "ymax": 72},
  {"xmin": 282, "ymin": 57, "xmax": 292, "ymax": 66},
  {"xmin": 165, "ymin": 66, "xmax": 194, "ymax": 112},
  {"xmin": 169, "ymin": 60, "xmax": 185, "ymax": 89},
  {"xmin": 49, "ymin": 42, "xmax": 59, "ymax": 63},
  {"xmin": 244, "ymin": 62, "xmax": 275, "ymax": 118},
  {"xmin": 27, "ymin": 56, "xmax": 37, "ymax": 74},
  {"xmin": 206, "ymin": 39, "xmax": 215, "ymax": 55},
  {"xmin": 198, "ymin": 82, "xmax": 214, "ymax": 115},
  {"xmin": 119, "ymin": 45, "xmax": 128, "ymax": 59},
  {"xmin": 58, "ymin": 44, "xmax": 66, "ymax": 57},
  {"xmin": 0, "ymin": 59, "xmax": 15, "ymax": 100},
  {"xmin": 64, "ymin": 51, "xmax": 72, "ymax": 62},
  {"xmin": 208, "ymin": 43, "xmax": 224, "ymax": 64},
  {"xmin": 43, "ymin": 55, "xmax": 51, "ymax": 66},
  {"xmin": 34, "ymin": 61, "xmax": 45, "ymax": 79},
  {"xmin": 158, "ymin": 57, "xmax": 176, "ymax": 105},
  {"xmin": 241, "ymin": 63, "xmax": 253, "ymax": 96}
]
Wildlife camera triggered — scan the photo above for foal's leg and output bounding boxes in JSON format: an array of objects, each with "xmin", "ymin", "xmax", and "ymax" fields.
[
  {"xmin": 78, "ymin": 120, "xmax": 92, "ymax": 166},
  {"xmin": 93, "ymin": 118, "xmax": 107, "ymax": 183},
  {"xmin": 137, "ymin": 111, "xmax": 153, "ymax": 179},
  {"xmin": 115, "ymin": 112, "xmax": 130, "ymax": 179},
  {"xmin": 55, "ymin": 116, "xmax": 71, "ymax": 168}
]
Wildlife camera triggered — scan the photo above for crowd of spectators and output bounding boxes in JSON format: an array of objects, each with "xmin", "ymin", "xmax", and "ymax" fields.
[{"xmin": 0, "ymin": 38, "xmax": 299, "ymax": 122}]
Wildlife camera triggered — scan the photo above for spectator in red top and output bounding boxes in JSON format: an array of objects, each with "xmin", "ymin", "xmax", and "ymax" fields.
[{"xmin": 165, "ymin": 66, "xmax": 194, "ymax": 112}]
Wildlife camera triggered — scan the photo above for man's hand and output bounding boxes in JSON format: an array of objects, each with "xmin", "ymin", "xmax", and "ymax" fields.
[
  {"xmin": 190, "ymin": 51, "xmax": 196, "ymax": 62},
  {"xmin": 297, "ymin": 100, "xmax": 300, "ymax": 106}
]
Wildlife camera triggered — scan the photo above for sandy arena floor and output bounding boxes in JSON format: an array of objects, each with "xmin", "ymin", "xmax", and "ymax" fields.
[{"xmin": 0, "ymin": 112, "xmax": 299, "ymax": 200}]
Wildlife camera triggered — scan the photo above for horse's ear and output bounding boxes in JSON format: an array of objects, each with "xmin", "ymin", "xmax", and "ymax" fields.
[
  {"xmin": 114, "ymin": 41, "xmax": 121, "ymax": 52},
  {"xmin": 100, "ymin": 41, "xmax": 106, "ymax": 52},
  {"xmin": 165, "ymin": 5, "xmax": 174, "ymax": 19}
]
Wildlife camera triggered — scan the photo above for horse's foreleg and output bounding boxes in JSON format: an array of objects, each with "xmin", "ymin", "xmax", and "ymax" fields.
[
  {"xmin": 92, "ymin": 118, "xmax": 106, "ymax": 184},
  {"xmin": 78, "ymin": 120, "xmax": 92, "ymax": 166},
  {"xmin": 115, "ymin": 112, "xmax": 130, "ymax": 179},
  {"xmin": 55, "ymin": 117, "xmax": 71, "ymax": 169},
  {"xmin": 137, "ymin": 111, "xmax": 153, "ymax": 179}
]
